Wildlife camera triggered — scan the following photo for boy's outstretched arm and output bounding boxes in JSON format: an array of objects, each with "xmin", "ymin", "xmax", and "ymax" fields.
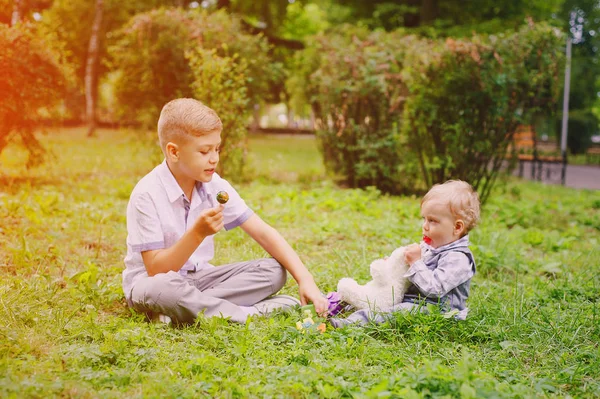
[{"xmin": 241, "ymin": 214, "xmax": 328, "ymax": 316}]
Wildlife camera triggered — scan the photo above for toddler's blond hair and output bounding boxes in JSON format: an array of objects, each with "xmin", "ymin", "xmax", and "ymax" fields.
[
  {"xmin": 157, "ymin": 98, "xmax": 222, "ymax": 155},
  {"xmin": 422, "ymin": 180, "xmax": 480, "ymax": 234}
]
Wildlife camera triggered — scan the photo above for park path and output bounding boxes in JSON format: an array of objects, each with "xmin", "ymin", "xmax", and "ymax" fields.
[{"xmin": 516, "ymin": 161, "xmax": 600, "ymax": 190}]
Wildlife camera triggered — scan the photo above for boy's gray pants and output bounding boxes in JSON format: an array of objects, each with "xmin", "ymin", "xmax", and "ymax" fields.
[{"xmin": 127, "ymin": 258, "xmax": 287, "ymax": 324}]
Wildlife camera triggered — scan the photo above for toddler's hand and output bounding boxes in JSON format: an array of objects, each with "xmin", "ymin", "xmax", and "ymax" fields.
[
  {"xmin": 404, "ymin": 243, "xmax": 421, "ymax": 265},
  {"xmin": 193, "ymin": 205, "xmax": 224, "ymax": 238}
]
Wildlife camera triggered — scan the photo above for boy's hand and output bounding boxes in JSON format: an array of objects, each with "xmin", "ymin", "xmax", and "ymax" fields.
[
  {"xmin": 404, "ymin": 243, "xmax": 422, "ymax": 265},
  {"xmin": 193, "ymin": 205, "xmax": 224, "ymax": 238},
  {"xmin": 298, "ymin": 280, "xmax": 328, "ymax": 317}
]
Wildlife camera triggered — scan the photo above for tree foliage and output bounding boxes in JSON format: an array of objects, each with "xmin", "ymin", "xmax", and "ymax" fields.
[
  {"xmin": 0, "ymin": 0, "xmax": 53, "ymax": 26},
  {"xmin": 39, "ymin": 0, "xmax": 181, "ymax": 121},
  {"xmin": 107, "ymin": 8, "xmax": 196, "ymax": 126},
  {"xmin": 0, "ymin": 23, "xmax": 69, "ymax": 167},
  {"xmin": 560, "ymin": 0, "xmax": 600, "ymax": 152},
  {"xmin": 323, "ymin": 0, "xmax": 599, "ymax": 153},
  {"xmin": 326, "ymin": 0, "xmax": 564, "ymax": 32},
  {"xmin": 4, "ymin": 0, "xmax": 597, "ymax": 172},
  {"xmin": 216, "ymin": 0, "xmax": 289, "ymax": 35}
]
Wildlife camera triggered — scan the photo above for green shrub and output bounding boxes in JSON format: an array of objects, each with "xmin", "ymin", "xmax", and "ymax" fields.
[
  {"xmin": 185, "ymin": 10, "xmax": 281, "ymax": 106},
  {"xmin": 404, "ymin": 23, "xmax": 563, "ymax": 202},
  {"xmin": 293, "ymin": 23, "xmax": 563, "ymax": 201},
  {"xmin": 108, "ymin": 8, "xmax": 278, "ymax": 179},
  {"xmin": 0, "ymin": 23, "xmax": 69, "ymax": 167},
  {"xmin": 188, "ymin": 49, "xmax": 249, "ymax": 179},
  {"xmin": 108, "ymin": 8, "xmax": 196, "ymax": 127},
  {"xmin": 291, "ymin": 26, "xmax": 424, "ymax": 194}
]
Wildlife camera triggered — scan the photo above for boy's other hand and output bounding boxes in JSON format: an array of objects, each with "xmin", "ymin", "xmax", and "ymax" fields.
[
  {"xmin": 404, "ymin": 243, "xmax": 422, "ymax": 265},
  {"xmin": 193, "ymin": 205, "xmax": 224, "ymax": 238}
]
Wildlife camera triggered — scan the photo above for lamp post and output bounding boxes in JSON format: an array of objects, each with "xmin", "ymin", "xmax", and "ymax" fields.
[{"xmin": 560, "ymin": 36, "xmax": 572, "ymax": 186}]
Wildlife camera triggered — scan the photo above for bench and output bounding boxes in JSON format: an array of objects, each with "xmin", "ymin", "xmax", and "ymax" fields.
[{"xmin": 509, "ymin": 125, "xmax": 565, "ymax": 181}]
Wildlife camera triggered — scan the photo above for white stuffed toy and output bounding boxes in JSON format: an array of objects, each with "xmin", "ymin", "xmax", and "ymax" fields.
[{"xmin": 337, "ymin": 246, "xmax": 414, "ymax": 311}]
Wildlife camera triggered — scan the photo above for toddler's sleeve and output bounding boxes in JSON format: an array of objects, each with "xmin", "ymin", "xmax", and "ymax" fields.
[{"xmin": 127, "ymin": 192, "xmax": 165, "ymax": 252}]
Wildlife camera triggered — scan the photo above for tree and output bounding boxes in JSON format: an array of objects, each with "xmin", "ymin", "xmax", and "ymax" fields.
[
  {"xmin": 39, "ymin": 0, "xmax": 184, "ymax": 124},
  {"xmin": 108, "ymin": 8, "xmax": 277, "ymax": 178},
  {"xmin": 0, "ymin": 24, "xmax": 68, "ymax": 167},
  {"xmin": 324, "ymin": 0, "xmax": 563, "ymax": 32},
  {"xmin": 85, "ymin": 0, "xmax": 104, "ymax": 137},
  {"xmin": 107, "ymin": 8, "xmax": 196, "ymax": 126},
  {"xmin": 216, "ymin": 0, "xmax": 289, "ymax": 36},
  {"xmin": 319, "ymin": 0, "xmax": 598, "ymax": 153},
  {"xmin": 11, "ymin": 0, "xmax": 21, "ymax": 25},
  {"xmin": 560, "ymin": 1, "xmax": 600, "ymax": 153},
  {"xmin": 0, "ymin": 0, "xmax": 53, "ymax": 26}
]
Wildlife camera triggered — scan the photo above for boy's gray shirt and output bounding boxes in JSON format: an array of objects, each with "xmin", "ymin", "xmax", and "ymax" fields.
[{"xmin": 402, "ymin": 235, "xmax": 476, "ymax": 316}]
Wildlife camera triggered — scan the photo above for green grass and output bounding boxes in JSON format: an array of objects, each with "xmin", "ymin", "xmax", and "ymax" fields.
[
  {"xmin": 568, "ymin": 153, "xmax": 600, "ymax": 166},
  {"xmin": 247, "ymin": 133, "xmax": 325, "ymax": 184},
  {"xmin": 1, "ymin": 127, "xmax": 599, "ymax": 398}
]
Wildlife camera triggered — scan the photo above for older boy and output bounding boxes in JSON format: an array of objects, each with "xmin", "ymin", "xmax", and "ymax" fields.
[
  {"xmin": 330, "ymin": 180, "xmax": 480, "ymax": 327},
  {"xmin": 123, "ymin": 98, "xmax": 327, "ymax": 324}
]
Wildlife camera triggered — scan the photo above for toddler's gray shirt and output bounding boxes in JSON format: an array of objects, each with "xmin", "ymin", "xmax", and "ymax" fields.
[{"xmin": 403, "ymin": 235, "xmax": 476, "ymax": 318}]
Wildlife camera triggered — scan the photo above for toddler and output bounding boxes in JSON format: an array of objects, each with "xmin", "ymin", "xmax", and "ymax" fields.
[{"xmin": 330, "ymin": 180, "xmax": 480, "ymax": 327}]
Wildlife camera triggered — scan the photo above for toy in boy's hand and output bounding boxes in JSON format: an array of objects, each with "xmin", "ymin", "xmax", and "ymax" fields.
[
  {"xmin": 336, "ymin": 246, "xmax": 419, "ymax": 312},
  {"xmin": 295, "ymin": 307, "xmax": 326, "ymax": 334},
  {"xmin": 216, "ymin": 191, "xmax": 229, "ymax": 204}
]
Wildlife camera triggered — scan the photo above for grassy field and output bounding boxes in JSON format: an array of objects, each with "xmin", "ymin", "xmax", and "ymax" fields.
[{"xmin": 1, "ymin": 127, "xmax": 599, "ymax": 398}]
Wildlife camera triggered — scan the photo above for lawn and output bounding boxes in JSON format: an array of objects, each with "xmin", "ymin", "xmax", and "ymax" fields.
[{"xmin": 1, "ymin": 127, "xmax": 599, "ymax": 398}]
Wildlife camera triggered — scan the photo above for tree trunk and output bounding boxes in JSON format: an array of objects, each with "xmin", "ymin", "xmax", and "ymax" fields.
[
  {"xmin": 420, "ymin": 0, "xmax": 438, "ymax": 25},
  {"xmin": 85, "ymin": 0, "xmax": 104, "ymax": 137},
  {"xmin": 287, "ymin": 107, "xmax": 294, "ymax": 129},
  {"xmin": 250, "ymin": 103, "xmax": 261, "ymax": 132},
  {"xmin": 11, "ymin": 0, "xmax": 22, "ymax": 26},
  {"xmin": 216, "ymin": 0, "xmax": 231, "ymax": 10}
]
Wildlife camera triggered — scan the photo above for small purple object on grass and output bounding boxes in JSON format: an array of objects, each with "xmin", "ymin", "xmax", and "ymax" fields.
[{"xmin": 326, "ymin": 292, "xmax": 347, "ymax": 317}]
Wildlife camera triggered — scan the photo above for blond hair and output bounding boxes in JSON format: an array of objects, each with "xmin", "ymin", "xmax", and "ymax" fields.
[
  {"xmin": 422, "ymin": 180, "xmax": 481, "ymax": 234},
  {"xmin": 157, "ymin": 98, "xmax": 222, "ymax": 154}
]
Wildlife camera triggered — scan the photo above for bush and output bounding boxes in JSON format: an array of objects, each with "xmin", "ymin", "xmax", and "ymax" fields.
[
  {"xmin": 188, "ymin": 49, "xmax": 249, "ymax": 178},
  {"xmin": 293, "ymin": 23, "xmax": 563, "ymax": 201},
  {"xmin": 108, "ymin": 8, "xmax": 279, "ymax": 179},
  {"xmin": 291, "ymin": 25, "xmax": 424, "ymax": 193},
  {"xmin": 108, "ymin": 8, "xmax": 196, "ymax": 127},
  {"xmin": 403, "ymin": 23, "xmax": 563, "ymax": 202},
  {"xmin": 0, "ymin": 24, "xmax": 68, "ymax": 167}
]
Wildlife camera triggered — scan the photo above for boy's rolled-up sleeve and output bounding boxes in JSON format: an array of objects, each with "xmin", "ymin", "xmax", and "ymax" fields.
[
  {"xmin": 128, "ymin": 192, "xmax": 165, "ymax": 252},
  {"xmin": 403, "ymin": 252, "xmax": 473, "ymax": 297},
  {"xmin": 211, "ymin": 177, "xmax": 254, "ymax": 231}
]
